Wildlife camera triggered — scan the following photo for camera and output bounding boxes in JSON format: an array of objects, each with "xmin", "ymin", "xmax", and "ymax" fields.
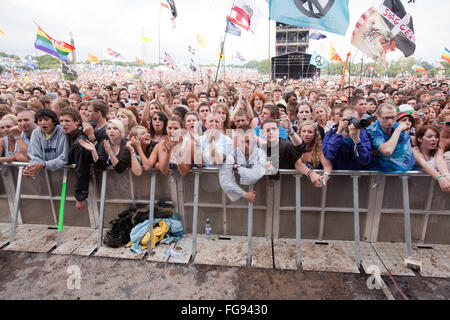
[{"xmin": 345, "ymin": 117, "xmax": 369, "ymax": 129}]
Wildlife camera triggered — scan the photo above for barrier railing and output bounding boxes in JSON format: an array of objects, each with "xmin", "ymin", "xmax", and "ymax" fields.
[{"xmin": 1, "ymin": 162, "xmax": 449, "ymax": 269}]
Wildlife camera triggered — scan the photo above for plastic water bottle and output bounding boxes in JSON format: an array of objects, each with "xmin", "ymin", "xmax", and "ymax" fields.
[{"xmin": 205, "ymin": 218, "xmax": 212, "ymax": 240}]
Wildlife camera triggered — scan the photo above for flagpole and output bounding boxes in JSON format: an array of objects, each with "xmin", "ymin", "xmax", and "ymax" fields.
[
  {"xmin": 158, "ymin": 2, "xmax": 162, "ymax": 82},
  {"xmin": 215, "ymin": 0, "xmax": 235, "ymax": 83},
  {"xmin": 268, "ymin": 18, "xmax": 271, "ymax": 81}
]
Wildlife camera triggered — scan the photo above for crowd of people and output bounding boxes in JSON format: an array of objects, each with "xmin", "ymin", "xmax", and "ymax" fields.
[{"xmin": 0, "ymin": 74, "xmax": 450, "ymax": 209}]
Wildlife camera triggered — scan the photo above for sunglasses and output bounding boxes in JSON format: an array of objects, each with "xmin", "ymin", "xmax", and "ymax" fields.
[
  {"xmin": 440, "ymin": 121, "xmax": 450, "ymax": 127},
  {"xmin": 152, "ymin": 117, "xmax": 162, "ymax": 121},
  {"xmin": 273, "ymin": 89, "xmax": 282, "ymax": 92}
]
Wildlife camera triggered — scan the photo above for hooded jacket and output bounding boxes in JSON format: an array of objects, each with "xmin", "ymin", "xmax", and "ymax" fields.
[
  {"xmin": 322, "ymin": 126, "xmax": 372, "ymax": 170},
  {"xmin": 27, "ymin": 125, "xmax": 69, "ymax": 171},
  {"xmin": 68, "ymin": 132, "xmax": 93, "ymax": 201}
]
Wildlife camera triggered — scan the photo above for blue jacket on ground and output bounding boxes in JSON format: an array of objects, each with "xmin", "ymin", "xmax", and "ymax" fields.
[{"xmin": 322, "ymin": 127, "xmax": 372, "ymax": 170}]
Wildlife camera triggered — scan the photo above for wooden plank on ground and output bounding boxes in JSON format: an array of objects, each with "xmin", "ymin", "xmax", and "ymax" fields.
[
  {"xmin": 360, "ymin": 242, "xmax": 389, "ymax": 275},
  {"xmin": 371, "ymin": 242, "xmax": 416, "ymax": 276},
  {"xmin": 71, "ymin": 229, "xmax": 103, "ymax": 256},
  {"xmin": 0, "ymin": 223, "xmax": 10, "ymax": 248},
  {"xmin": 301, "ymin": 240, "xmax": 360, "ymax": 274},
  {"xmin": 168, "ymin": 235, "xmax": 192, "ymax": 264},
  {"xmin": 3, "ymin": 224, "xmax": 56, "ymax": 253},
  {"xmin": 52, "ymin": 227, "xmax": 96, "ymax": 255},
  {"xmin": 251, "ymin": 237, "xmax": 273, "ymax": 269},
  {"xmin": 95, "ymin": 244, "xmax": 145, "ymax": 260},
  {"xmin": 193, "ymin": 235, "xmax": 247, "ymax": 267},
  {"xmin": 272, "ymin": 238, "xmax": 297, "ymax": 270},
  {"xmin": 146, "ymin": 242, "xmax": 175, "ymax": 263},
  {"xmin": 414, "ymin": 244, "xmax": 450, "ymax": 279}
]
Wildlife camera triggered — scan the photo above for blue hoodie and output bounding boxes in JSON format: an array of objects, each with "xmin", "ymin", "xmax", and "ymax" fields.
[
  {"xmin": 322, "ymin": 127, "xmax": 372, "ymax": 170},
  {"xmin": 27, "ymin": 125, "xmax": 69, "ymax": 171}
]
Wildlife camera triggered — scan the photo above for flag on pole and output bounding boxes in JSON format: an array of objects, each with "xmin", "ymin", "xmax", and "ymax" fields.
[
  {"xmin": 188, "ymin": 45, "xmax": 196, "ymax": 56},
  {"xmin": 218, "ymin": 51, "xmax": 225, "ymax": 61},
  {"xmin": 136, "ymin": 57, "xmax": 144, "ymax": 65},
  {"xmin": 61, "ymin": 62, "xmax": 77, "ymax": 77},
  {"xmin": 379, "ymin": 0, "xmax": 416, "ymax": 57},
  {"xmin": 163, "ymin": 52, "xmax": 177, "ymax": 70},
  {"xmin": 0, "ymin": 29, "xmax": 6, "ymax": 37},
  {"xmin": 25, "ymin": 55, "xmax": 37, "ymax": 70},
  {"xmin": 234, "ymin": 52, "xmax": 246, "ymax": 62},
  {"xmin": 141, "ymin": 36, "xmax": 152, "ymax": 43},
  {"xmin": 269, "ymin": 0, "xmax": 350, "ymax": 36},
  {"xmin": 227, "ymin": 0, "xmax": 263, "ymax": 33},
  {"xmin": 310, "ymin": 51, "xmax": 328, "ymax": 69},
  {"xmin": 88, "ymin": 54, "xmax": 99, "ymax": 63},
  {"xmin": 34, "ymin": 23, "xmax": 75, "ymax": 62},
  {"xmin": 441, "ymin": 48, "xmax": 450, "ymax": 63},
  {"xmin": 309, "ymin": 29, "xmax": 327, "ymax": 40},
  {"xmin": 161, "ymin": 0, "xmax": 178, "ymax": 29},
  {"xmin": 329, "ymin": 43, "xmax": 342, "ymax": 62},
  {"xmin": 434, "ymin": 61, "xmax": 444, "ymax": 70},
  {"xmin": 226, "ymin": 18, "xmax": 242, "ymax": 37},
  {"xmin": 196, "ymin": 33, "xmax": 207, "ymax": 48},
  {"xmin": 413, "ymin": 65, "xmax": 425, "ymax": 73},
  {"xmin": 107, "ymin": 48, "xmax": 122, "ymax": 59}
]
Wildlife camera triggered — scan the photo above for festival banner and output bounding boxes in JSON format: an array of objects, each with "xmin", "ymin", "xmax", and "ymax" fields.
[
  {"xmin": 34, "ymin": 23, "xmax": 75, "ymax": 62},
  {"xmin": 310, "ymin": 51, "xmax": 328, "ymax": 69},
  {"xmin": 269, "ymin": 0, "xmax": 350, "ymax": 36},
  {"xmin": 227, "ymin": 0, "xmax": 263, "ymax": 33},
  {"xmin": 379, "ymin": 0, "xmax": 416, "ymax": 57},
  {"xmin": 329, "ymin": 43, "xmax": 342, "ymax": 62}
]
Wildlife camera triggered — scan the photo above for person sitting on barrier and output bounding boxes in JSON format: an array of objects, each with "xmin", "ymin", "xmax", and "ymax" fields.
[
  {"xmin": 219, "ymin": 124, "xmax": 266, "ymax": 203},
  {"xmin": 295, "ymin": 121, "xmax": 332, "ymax": 188},
  {"xmin": 149, "ymin": 116, "xmax": 193, "ymax": 176},
  {"xmin": 59, "ymin": 107, "xmax": 93, "ymax": 210},
  {"xmin": 200, "ymin": 112, "xmax": 233, "ymax": 168},
  {"xmin": 24, "ymin": 109, "xmax": 69, "ymax": 177},
  {"xmin": 259, "ymin": 118, "xmax": 306, "ymax": 180},
  {"xmin": 412, "ymin": 125, "xmax": 450, "ymax": 193},
  {"xmin": 366, "ymin": 103, "xmax": 415, "ymax": 172},
  {"xmin": 83, "ymin": 99, "xmax": 109, "ymax": 148},
  {"xmin": 322, "ymin": 107, "xmax": 372, "ymax": 170},
  {"xmin": 79, "ymin": 118, "xmax": 131, "ymax": 174},
  {"xmin": 0, "ymin": 114, "xmax": 19, "ymax": 162},
  {"xmin": 126, "ymin": 125, "xmax": 156, "ymax": 175},
  {"xmin": 12, "ymin": 110, "xmax": 36, "ymax": 162}
]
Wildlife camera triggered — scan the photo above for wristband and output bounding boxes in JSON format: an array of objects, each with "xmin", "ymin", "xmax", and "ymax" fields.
[{"xmin": 14, "ymin": 136, "xmax": 23, "ymax": 141}]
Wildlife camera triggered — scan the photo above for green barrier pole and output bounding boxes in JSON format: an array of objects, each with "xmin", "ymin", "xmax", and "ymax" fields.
[{"xmin": 56, "ymin": 168, "xmax": 68, "ymax": 247}]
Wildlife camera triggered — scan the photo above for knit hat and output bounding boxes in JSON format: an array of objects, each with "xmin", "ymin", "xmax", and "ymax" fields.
[
  {"xmin": 397, "ymin": 104, "xmax": 414, "ymax": 114},
  {"xmin": 396, "ymin": 111, "xmax": 415, "ymax": 126},
  {"xmin": 107, "ymin": 118, "xmax": 125, "ymax": 137}
]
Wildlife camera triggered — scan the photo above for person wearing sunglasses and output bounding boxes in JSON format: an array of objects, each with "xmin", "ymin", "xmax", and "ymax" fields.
[
  {"xmin": 438, "ymin": 111, "xmax": 450, "ymax": 151},
  {"xmin": 366, "ymin": 103, "xmax": 415, "ymax": 172}
]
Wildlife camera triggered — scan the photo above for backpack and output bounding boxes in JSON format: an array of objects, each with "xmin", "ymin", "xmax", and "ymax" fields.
[{"xmin": 103, "ymin": 208, "xmax": 135, "ymax": 248}]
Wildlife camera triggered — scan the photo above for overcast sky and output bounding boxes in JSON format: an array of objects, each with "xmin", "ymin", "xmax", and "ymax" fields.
[{"xmin": 0, "ymin": 0, "xmax": 448, "ymax": 66}]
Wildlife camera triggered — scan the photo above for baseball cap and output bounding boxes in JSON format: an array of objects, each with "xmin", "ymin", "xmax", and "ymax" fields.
[{"xmin": 397, "ymin": 104, "xmax": 414, "ymax": 114}]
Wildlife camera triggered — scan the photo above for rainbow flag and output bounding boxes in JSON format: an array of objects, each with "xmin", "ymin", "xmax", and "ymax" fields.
[
  {"xmin": 34, "ymin": 23, "xmax": 75, "ymax": 62},
  {"xmin": 441, "ymin": 48, "xmax": 450, "ymax": 63},
  {"xmin": 414, "ymin": 64, "xmax": 425, "ymax": 73}
]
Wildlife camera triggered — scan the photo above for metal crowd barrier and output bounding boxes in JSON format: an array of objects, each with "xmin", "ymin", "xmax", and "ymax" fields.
[{"xmin": 1, "ymin": 162, "xmax": 449, "ymax": 269}]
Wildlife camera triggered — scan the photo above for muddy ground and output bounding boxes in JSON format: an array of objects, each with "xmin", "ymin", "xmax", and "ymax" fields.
[{"xmin": 0, "ymin": 251, "xmax": 449, "ymax": 301}]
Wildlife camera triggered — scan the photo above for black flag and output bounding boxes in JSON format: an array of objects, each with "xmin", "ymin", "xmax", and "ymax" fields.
[
  {"xmin": 61, "ymin": 62, "xmax": 77, "ymax": 77},
  {"xmin": 379, "ymin": 0, "xmax": 416, "ymax": 57}
]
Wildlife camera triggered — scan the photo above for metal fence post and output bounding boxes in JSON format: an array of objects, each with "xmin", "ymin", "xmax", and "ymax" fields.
[
  {"xmin": 295, "ymin": 175, "xmax": 302, "ymax": 268},
  {"xmin": 9, "ymin": 166, "xmax": 24, "ymax": 243},
  {"xmin": 352, "ymin": 175, "xmax": 361, "ymax": 268},
  {"xmin": 146, "ymin": 172, "xmax": 156, "ymax": 255},
  {"xmin": 191, "ymin": 171, "xmax": 200, "ymax": 261},
  {"xmin": 96, "ymin": 170, "xmax": 108, "ymax": 251},
  {"xmin": 401, "ymin": 175, "xmax": 413, "ymax": 257},
  {"xmin": 246, "ymin": 184, "xmax": 254, "ymax": 267},
  {"xmin": 56, "ymin": 168, "xmax": 68, "ymax": 248}
]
